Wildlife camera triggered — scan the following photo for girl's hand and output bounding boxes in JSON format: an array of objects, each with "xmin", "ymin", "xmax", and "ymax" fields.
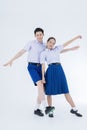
[
  {"xmin": 3, "ymin": 60, "xmax": 13, "ymax": 67},
  {"xmin": 71, "ymin": 46, "xmax": 80, "ymax": 51},
  {"xmin": 77, "ymin": 35, "xmax": 82, "ymax": 39},
  {"xmin": 42, "ymin": 78, "xmax": 46, "ymax": 84}
]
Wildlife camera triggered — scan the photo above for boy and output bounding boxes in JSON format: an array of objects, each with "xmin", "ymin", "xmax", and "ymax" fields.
[{"xmin": 4, "ymin": 28, "xmax": 55, "ymax": 117}]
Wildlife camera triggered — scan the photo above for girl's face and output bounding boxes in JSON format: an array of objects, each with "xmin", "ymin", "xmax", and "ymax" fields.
[
  {"xmin": 35, "ymin": 31, "xmax": 44, "ymax": 42},
  {"xmin": 47, "ymin": 39, "xmax": 56, "ymax": 49}
]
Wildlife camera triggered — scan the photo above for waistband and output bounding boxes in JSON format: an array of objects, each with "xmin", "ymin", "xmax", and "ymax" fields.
[
  {"xmin": 28, "ymin": 62, "xmax": 41, "ymax": 66},
  {"xmin": 48, "ymin": 62, "xmax": 60, "ymax": 66}
]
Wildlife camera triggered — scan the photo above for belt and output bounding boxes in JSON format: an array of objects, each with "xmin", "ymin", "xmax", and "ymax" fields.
[
  {"xmin": 28, "ymin": 62, "xmax": 41, "ymax": 66},
  {"xmin": 48, "ymin": 62, "xmax": 60, "ymax": 66}
]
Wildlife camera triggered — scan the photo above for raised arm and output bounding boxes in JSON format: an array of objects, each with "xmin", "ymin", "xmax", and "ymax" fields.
[
  {"xmin": 61, "ymin": 46, "xmax": 80, "ymax": 53},
  {"xmin": 41, "ymin": 63, "xmax": 46, "ymax": 84},
  {"xmin": 3, "ymin": 49, "xmax": 26, "ymax": 67},
  {"xmin": 63, "ymin": 35, "xmax": 82, "ymax": 48}
]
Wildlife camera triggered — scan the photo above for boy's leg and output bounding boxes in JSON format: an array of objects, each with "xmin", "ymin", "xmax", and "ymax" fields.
[
  {"xmin": 35, "ymin": 81, "xmax": 55, "ymax": 116},
  {"xmin": 34, "ymin": 80, "xmax": 45, "ymax": 116},
  {"xmin": 37, "ymin": 80, "xmax": 45, "ymax": 102},
  {"xmin": 64, "ymin": 93, "xmax": 82, "ymax": 117}
]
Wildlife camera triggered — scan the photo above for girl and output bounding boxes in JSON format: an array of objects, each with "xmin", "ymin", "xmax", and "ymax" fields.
[{"xmin": 40, "ymin": 36, "xmax": 83, "ymax": 118}]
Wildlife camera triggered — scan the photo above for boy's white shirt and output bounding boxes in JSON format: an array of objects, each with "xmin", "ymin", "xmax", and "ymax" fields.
[{"xmin": 23, "ymin": 40, "xmax": 46, "ymax": 63}]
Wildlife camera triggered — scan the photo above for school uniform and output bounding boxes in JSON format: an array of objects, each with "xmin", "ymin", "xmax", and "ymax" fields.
[
  {"xmin": 24, "ymin": 40, "xmax": 45, "ymax": 85},
  {"xmin": 40, "ymin": 45, "xmax": 69, "ymax": 95}
]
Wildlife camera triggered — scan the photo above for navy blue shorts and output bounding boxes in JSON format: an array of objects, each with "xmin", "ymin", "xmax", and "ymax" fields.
[{"xmin": 27, "ymin": 63, "xmax": 42, "ymax": 86}]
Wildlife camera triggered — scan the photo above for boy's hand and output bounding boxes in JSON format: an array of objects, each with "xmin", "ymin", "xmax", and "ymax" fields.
[{"xmin": 3, "ymin": 60, "xmax": 13, "ymax": 67}]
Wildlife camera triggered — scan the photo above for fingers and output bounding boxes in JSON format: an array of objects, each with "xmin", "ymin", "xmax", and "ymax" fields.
[
  {"xmin": 3, "ymin": 63, "xmax": 8, "ymax": 66},
  {"xmin": 43, "ymin": 80, "xmax": 46, "ymax": 84},
  {"xmin": 41, "ymin": 79, "xmax": 46, "ymax": 84},
  {"xmin": 72, "ymin": 46, "xmax": 80, "ymax": 51},
  {"xmin": 78, "ymin": 35, "xmax": 82, "ymax": 39},
  {"xmin": 41, "ymin": 76, "xmax": 46, "ymax": 84},
  {"xmin": 74, "ymin": 46, "xmax": 80, "ymax": 49},
  {"xmin": 3, "ymin": 62, "xmax": 12, "ymax": 67},
  {"xmin": 79, "ymin": 35, "xmax": 82, "ymax": 39}
]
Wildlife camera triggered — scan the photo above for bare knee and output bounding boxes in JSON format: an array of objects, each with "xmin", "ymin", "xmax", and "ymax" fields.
[
  {"xmin": 47, "ymin": 95, "xmax": 52, "ymax": 99},
  {"xmin": 37, "ymin": 80, "xmax": 45, "ymax": 101},
  {"xmin": 36, "ymin": 80, "xmax": 43, "ymax": 87},
  {"xmin": 64, "ymin": 93, "xmax": 70, "ymax": 98}
]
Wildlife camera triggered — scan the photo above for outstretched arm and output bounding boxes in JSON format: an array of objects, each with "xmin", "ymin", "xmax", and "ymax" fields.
[
  {"xmin": 61, "ymin": 46, "xmax": 80, "ymax": 53},
  {"xmin": 3, "ymin": 49, "xmax": 26, "ymax": 67},
  {"xmin": 41, "ymin": 63, "xmax": 46, "ymax": 83},
  {"xmin": 63, "ymin": 35, "xmax": 82, "ymax": 48}
]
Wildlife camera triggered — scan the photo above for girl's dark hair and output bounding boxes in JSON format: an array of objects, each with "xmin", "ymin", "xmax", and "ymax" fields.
[
  {"xmin": 34, "ymin": 28, "xmax": 44, "ymax": 34},
  {"xmin": 47, "ymin": 37, "xmax": 56, "ymax": 42}
]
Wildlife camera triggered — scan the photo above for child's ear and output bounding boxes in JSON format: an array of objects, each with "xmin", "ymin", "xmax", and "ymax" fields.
[{"xmin": 34, "ymin": 34, "xmax": 36, "ymax": 37}]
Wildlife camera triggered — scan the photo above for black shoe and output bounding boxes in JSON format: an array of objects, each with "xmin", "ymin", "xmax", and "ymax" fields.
[
  {"xmin": 49, "ymin": 113, "xmax": 54, "ymax": 118},
  {"xmin": 48, "ymin": 111, "xmax": 54, "ymax": 118},
  {"xmin": 34, "ymin": 109, "xmax": 44, "ymax": 117},
  {"xmin": 70, "ymin": 109, "xmax": 82, "ymax": 117},
  {"xmin": 45, "ymin": 106, "xmax": 55, "ymax": 115}
]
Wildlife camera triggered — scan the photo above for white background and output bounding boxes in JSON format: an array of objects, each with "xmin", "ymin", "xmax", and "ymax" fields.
[{"xmin": 0, "ymin": 0, "xmax": 87, "ymax": 130}]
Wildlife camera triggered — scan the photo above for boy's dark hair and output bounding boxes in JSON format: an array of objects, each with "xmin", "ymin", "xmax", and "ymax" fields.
[
  {"xmin": 34, "ymin": 28, "xmax": 44, "ymax": 34},
  {"xmin": 47, "ymin": 37, "xmax": 56, "ymax": 42}
]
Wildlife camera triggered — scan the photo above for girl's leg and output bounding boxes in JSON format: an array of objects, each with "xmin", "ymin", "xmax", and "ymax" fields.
[
  {"xmin": 64, "ymin": 93, "xmax": 75, "ymax": 107},
  {"xmin": 47, "ymin": 95, "xmax": 54, "ymax": 118},
  {"xmin": 64, "ymin": 93, "xmax": 82, "ymax": 117},
  {"xmin": 47, "ymin": 95, "xmax": 52, "ymax": 106}
]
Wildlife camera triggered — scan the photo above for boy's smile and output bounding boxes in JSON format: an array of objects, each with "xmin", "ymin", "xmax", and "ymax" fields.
[{"xmin": 35, "ymin": 31, "xmax": 44, "ymax": 43}]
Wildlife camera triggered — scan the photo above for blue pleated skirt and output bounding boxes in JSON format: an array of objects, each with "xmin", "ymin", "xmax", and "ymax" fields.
[{"xmin": 45, "ymin": 64, "xmax": 69, "ymax": 95}]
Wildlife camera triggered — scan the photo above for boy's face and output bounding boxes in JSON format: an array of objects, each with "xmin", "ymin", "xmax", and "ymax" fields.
[
  {"xmin": 47, "ymin": 39, "xmax": 56, "ymax": 49},
  {"xmin": 35, "ymin": 31, "xmax": 44, "ymax": 42}
]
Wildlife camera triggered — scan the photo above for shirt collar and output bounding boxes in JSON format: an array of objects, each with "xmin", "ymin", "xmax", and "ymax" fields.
[
  {"xmin": 46, "ymin": 46, "xmax": 56, "ymax": 51},
  {"xmin": 36, "ymin": 40, "xmax": 43, "ymax": 44}
]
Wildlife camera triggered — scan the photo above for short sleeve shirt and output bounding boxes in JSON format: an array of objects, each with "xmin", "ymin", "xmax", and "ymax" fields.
[
  {"xmin": 40, "ymin": 45, "xmax": 64, "ymax": 65},
  {"xmin": 23, "ymin": 40, "xmax": 46, "ymax": 63}
]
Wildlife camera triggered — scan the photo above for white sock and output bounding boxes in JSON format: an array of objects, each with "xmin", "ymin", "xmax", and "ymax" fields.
[
  {"xmin": 72, "ymin": 107, "xmax": 77, "ymax": 111},
  {"xmin": 49, "ymin": 111, "xmax": 53, "ymax": 114},
  {"xmin": 42, "ymin": 100, "xmax": 47, "ymax": 109},
  {"xmin": 35, "ymin": 103, "xmax": 41, "ymax": 110}
]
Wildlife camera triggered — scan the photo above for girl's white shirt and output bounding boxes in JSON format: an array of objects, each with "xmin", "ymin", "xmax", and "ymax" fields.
[{"xmin": 40, "ymin": 45, "xmax": 64, "ymax": 65}]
